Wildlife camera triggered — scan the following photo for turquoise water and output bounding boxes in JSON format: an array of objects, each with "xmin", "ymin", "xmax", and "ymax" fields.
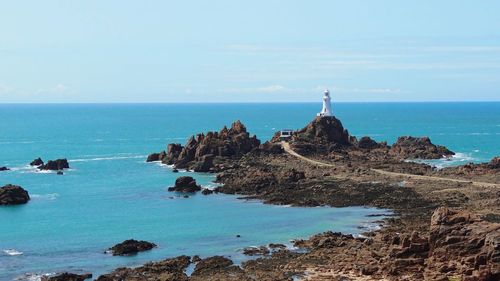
[{"xmin": 0, "ymin": 102, "xmax": 498, "ymax": 280}]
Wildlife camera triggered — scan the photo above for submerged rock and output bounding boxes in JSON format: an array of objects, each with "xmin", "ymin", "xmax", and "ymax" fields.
[
  {"xmin": 42, "ymin": 273, "xmax": 92, "ymax": 281},
  {"xmin": 30, "ymin": 157, "xmax": 44, "ymax": 166},
  {"xmin": 39, "ymin": 159, "xmax": 70, "ymax": 171},
  {"xmin": 108, "ymin": 239, "xmax": 157, "ymax": 256},
  {"xmin": 168, "ymin": 176, "xmax": 201, "ymax": 193},
  {"xmin": 0, "ymin": 166, "xmax": 9, "ymax": 171},
  {"xmin": 389, "ymin": 136, "xmax": 454, "ymax": 159},
  {"xmin": 0, "ymin": 184, "xmax": 30, "ymax": 205},
  {"xmin": 242, "ymin": 246, "xmax": 270, "ymax": 256}
]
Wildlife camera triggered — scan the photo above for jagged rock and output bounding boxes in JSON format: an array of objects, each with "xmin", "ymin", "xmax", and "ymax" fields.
[
  {"xmin": 427, "ymin": 207, "xmax": 500, "ymax": 280},
  {"xmin": 108, "ymin": 239, "xmax": 156, "ymax": 256},
  {"xmin": 146, "ymin": 151, "xmax": 166, "ymax": 162},
  {"xmin": 42, "ymin": 273, "xmax": 92, "ymax": 281},
  {"xmin": 488, "ymin": 157, "xmax": 500, "ymax": 169},
  {"xmin": 357, "ymin": 136, "xmax": 383, "ymax": 149},
  {"xmin": 30, "ymin": 157, "xmax": 44, "ymax": 166},
  {"xmin": 96, "ymin": 255, "xmax": 190, "ymax": 281},
  {"xmin": 260, "ymin": 141, "xmax": 284, "ymax": 154},
  {"xmin": 193, "ymin": 154, "xmax": 214, "ymax": 172},
  {"xmin": 168, "ymin": 176, "xmax": 201, "ymax": 193},
  {"xmin": 389, "ymin": 136, "xmax": 454, "ymax": 159},
  {"xmin": 243, "ymin": 246, "xmax": 270, "ymax": 256},
  {"xmin": 292, "ymin": 116, "xmax": 351, "ymax": 146},
  {"xmin": 201, "ymin": 189, "xmax": 214, "ymax": 195},
  {"xmin": 0, "ymin": 166, "xmax": 9, "ymax": 171},
  {"xmin": 0, "ymin": 184, "xmax": 30, "ymax": 205},
  {"xmin": 39, "ymin": 159, "xmax": 69, "ymax": 171},
  {"xmin": 191, "ymin": 256, "xmax": 234, "ymax": 276},
  {"xmin": 156, "ymin": 121, "xmax": 260, "ymax": 171}
]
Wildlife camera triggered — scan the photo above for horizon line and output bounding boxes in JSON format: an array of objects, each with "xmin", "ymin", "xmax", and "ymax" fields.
[{"xmin": 1, "ymin": 100, "xmax": 500, "ymax": 105}]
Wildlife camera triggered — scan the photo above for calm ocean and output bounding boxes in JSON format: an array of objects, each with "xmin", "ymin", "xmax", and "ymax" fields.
[{"xmin": 0, "ymin": 102, "xmax": 498, "ymax": 280}]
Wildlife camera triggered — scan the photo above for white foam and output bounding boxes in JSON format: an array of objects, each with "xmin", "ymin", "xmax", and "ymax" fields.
[
  {"xmin": 31, "ymin": 193, "xmax": 59, "ymax": 200},
  {"xmin": 3, "ymin": 249, "xmax": 23, "ymax": 256},
  {"xmin": 410, "ymin": 152, "xmax": 475, "ymax": 169}
]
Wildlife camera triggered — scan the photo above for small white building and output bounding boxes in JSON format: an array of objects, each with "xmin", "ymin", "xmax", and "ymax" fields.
[
  {"xmin": 279, "ymin": 129, "xmax": 293, "ymax": 140},
  {"xmin": 317, "ymin": 89, "xmax": 333, "ymax": 117}
]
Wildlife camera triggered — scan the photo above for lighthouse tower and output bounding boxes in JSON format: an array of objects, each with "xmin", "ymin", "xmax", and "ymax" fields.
[{"xmin": 317, "ymin": 89, "xmax": 333, "ymax": 117}]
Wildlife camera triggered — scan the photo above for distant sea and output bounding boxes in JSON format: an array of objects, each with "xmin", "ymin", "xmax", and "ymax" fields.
[{"xmin": 0, "ymin": 102, "xmax": 498, "ymax": 280}]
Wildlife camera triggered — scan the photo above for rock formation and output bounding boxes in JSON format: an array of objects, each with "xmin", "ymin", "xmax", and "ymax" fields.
[
  {"xmin": 149, "ymin": 121, "xmax": 260, "ymax": 172},
  {"xmin": 146, "ymin": 151, "xmax": 166, "ymax": 162},
  {"xmin": 0, "ymin": 184, "xmax": 30, "ymax": 205},
  {"xmin": 30, "ymin": 157, "xmax": 44, "ymax": 166},
  {"xmin": 0, "ymin": 166, "xmax": 9, "ymax": 171},
  {"xmin": 168, "ymin": 176, "xmax": 201, "ymax": 193},
  {"xmin": 96, "ymin": 256, "xmax": 191, "ymax": 281},
  {"xmin": 389, "ymin": 136, "xmax": 455, "ymax": 159},
  {"xmin": 108, "ymin": 239, "xmax": 157, "ymax": 256},
  {"xmin": 42, "ymin": 273, "xmax": 92, "ymax": 281},
  {"xmin": 427, "ymin": 207, "xmax": 500, "ymax": 280},
  {"xmin": 39, "ymin": 159, "xmax": 70, "ymax": 171}
]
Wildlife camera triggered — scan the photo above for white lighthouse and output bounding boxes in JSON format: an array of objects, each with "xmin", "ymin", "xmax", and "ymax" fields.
[{"xmin": 317, "ymin": 89, "xmax": 333, "ymax": 117}]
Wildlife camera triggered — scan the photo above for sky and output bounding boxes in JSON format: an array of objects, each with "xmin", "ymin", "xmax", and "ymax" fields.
[{"xmin": 1, "ymin": 0, "xmax": 500, "ymax": 103}]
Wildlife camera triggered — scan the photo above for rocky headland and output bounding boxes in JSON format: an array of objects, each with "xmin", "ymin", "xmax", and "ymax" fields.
[
  {"xmin": 147, "ymin": 120, "xmax": 260, "ymax": 172},
  {"xmin": 100, "ymin": 116, "xmax": 499, "ymax": 280}
]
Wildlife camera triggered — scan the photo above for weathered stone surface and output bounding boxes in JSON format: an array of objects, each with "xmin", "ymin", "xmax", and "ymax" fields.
[
  {"xmin": 168, "ymin": 176, "xmax": 201, "ymax": 193},
  {"xmin": 0, "ymin": 184, "xmax": 30, "ymax": 205},
  {"xmin": 30, "ymin": 157, "xmax": 44, "ymax": 166},
  {"xmin": 389, "ymin": 136, "xmax": 454, "ymax": 159},
  {"xmin": 96, "ymin": 255, "xmax": 190, "ymax": 281},
  {"xmin": 108, "ymin": 239, "xmax": 157, "ymax": 256},
  {"xmin": 146, "ymin": 151, "xmax": 166, "ymax": 162},
  {"xmin": 39, "ymin": 159, "xmax": 69, "ymax": 171},
  {"xmin": 155, "ymin": 121, "xmax": 260, "ymax": 172},
  {"xmin": 42, "ymin": 273, "xmax": 92, "ymax": 281}
]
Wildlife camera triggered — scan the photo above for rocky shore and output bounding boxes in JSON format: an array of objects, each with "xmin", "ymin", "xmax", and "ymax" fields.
[{"xmin": 97, "ymin": 116, "xmax": 499, "ymax": 280}]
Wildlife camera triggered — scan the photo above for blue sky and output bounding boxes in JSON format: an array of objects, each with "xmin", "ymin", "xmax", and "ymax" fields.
[{"xmin": 1, "ymin": 0, "xmax": 500, "ymax": 103}]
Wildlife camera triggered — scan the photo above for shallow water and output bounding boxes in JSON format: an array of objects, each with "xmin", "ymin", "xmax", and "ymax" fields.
[{"xmin": 0, "ymin": 102, "xmax": 498, "ymax": 279}]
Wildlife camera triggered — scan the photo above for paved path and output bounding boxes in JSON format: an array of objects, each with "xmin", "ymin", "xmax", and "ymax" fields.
[{"xmin": 281, "ymin": 142, "xmax": 499, "ymax": 188}]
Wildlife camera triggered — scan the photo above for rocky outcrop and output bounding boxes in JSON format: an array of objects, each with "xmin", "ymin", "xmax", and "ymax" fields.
[
  {"xmin": 30, "ymin": 157, "xmax": 44, "ymax": 166},
  {"xmin": 146, "ymin": 151, "xmax": 166, "ymax": 162},
  {"xmin": 39, "ymin": 159, "xmax": 70, "ymax": 171},
  {"xmin": 168, "ymin": 176, "xmax": 201, "ymax": 193},
  {"xmin": 291, "ymin": 116, "xmax": 351, "ymax": 146},
  {"xmin": 191, "ymin": 256, "xmax": 238, "ymax": 277},
  {"xmin": 42, "ymin": 273, "xmax": 92, "ymax": 281},
  {"xmin": 356, "ymin": 136, "xmax": 386, "ymax": 150},
  {"xmin": 0, "ymin": 166, "xmax": 9, "ymax": 171},
  {"xmin": 0, "ymin": 184, "xmax": 30, "ymax": 205},
  {"xmin": 108, "ymin": 239, "xmax": 157, "ymax": 256},
  {"xmin": 389, "ymin": 136, "xmax": 454, "ymax": 159},
  {"xmin": 427, "ymin": 207, "xmax": 500, "ymax": 280},
  {"xmin": 96, "ymin": 255, "xmax": 191, "ymax": 281},
  {"xmin": 158, "ymin": 121, "xmax": 260, "ymax": 172},
  {"xmin": 242, "ymin": 246, "xmax": 270, "ymax": 256}
]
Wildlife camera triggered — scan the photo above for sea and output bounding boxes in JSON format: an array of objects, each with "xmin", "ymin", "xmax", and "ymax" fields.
[{"xmin": 0, "ymin": 102, "xmax": 499, "ymax": 280}]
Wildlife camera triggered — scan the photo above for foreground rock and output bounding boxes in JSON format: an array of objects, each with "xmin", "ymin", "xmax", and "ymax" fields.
[
  {"xmin": 39, "ymin": 159, "xmax": 69, "ymax": 171},
  {"xmin": 0, "ymin": 166, "xmax": 9, "ymax": 171},
  {"xmin": 42, "ymin": 273, "xmax": 92, "ymax": 281},
  {"xmin": 149, "ymin": 120, "xmax": 260, "ymax": 172},
  {"xmin": 108, "ymin": 239, "xmax": 156, "ymax": 256},
  {"xmin": 389, "ymin": 136, "xmax": 455, "ymax": 159},
  {"xmin": 30, "ymin": 157, "xmax": 44, "ymax": 166},
  {"xmin": 0, "ymin": 184, "xmax": 30, "ymax": 205},
  {"xmin": 96, "ymin": 255, "xmax": 191, "ymax": 281},
  {"xmin": 168, "ymin": 176, "xmax": 201, "ymax": 193}
]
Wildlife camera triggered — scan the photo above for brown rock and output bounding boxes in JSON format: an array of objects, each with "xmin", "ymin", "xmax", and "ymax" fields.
[{"xmin": 0, "ymin": 184, "xmax": 30, "ymax": 205}]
